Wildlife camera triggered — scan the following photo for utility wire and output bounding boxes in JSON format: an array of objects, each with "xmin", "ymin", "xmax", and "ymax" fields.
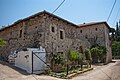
[
  {"xmin": 113, "ymin": 6, "xmax": 120, "ymax": 25},
  {"xmin": 107, "ymin": 0, "xmax": 117, "ymax": 22},
  {"xmin": 52, "ymin": 0, "xmax": 65, "ymax": 13}
]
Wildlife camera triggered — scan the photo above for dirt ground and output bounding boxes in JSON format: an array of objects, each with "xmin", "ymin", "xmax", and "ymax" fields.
[{"xmin": 0, "ymin": 60, "xmax": 120, "ymax": 80}]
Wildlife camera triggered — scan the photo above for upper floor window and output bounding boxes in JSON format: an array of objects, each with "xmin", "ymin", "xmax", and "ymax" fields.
[
  {"xmin": 51, "ymin": 26, "xmax": 55, "ymax": 32},
  {"xmin": 50, "ymin": 24, "xmax": 56, "ymax": 33},
  {"xmin": 95, "ymin": 28, "xmax": 98, "ymax": 31},
  {"xmin": 80, "ymin": 30, "xmax": 82, "ymax": 33},
  {"xmin": 19, "ymin": 30, "xmax": 22, "ymax": 38},
  {"xmin": 60, "ymin": 30, "xmax": 64, "ymax": 39}
]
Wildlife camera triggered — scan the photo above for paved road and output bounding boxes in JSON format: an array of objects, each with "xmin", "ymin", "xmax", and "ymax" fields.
[
  {"xmin": 72, "ymin": 60, "xmax": 120, "ymax": 80},
  {"xmin": 0, "ymin": 61, "xmax": 62, "ymax": 80},
  {"xmin": 0, "ymin": 60, "xmax": 120, "ymax": 80}
]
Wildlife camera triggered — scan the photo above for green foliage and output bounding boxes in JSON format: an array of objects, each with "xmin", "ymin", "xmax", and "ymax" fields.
[
  {"xmin": 69, "ymin": 50, "xmax": 79, "ymax": 61},
  {"xmin": 0, "ymin": 38, "xmax": 6, "ymax": 47},
  {"xmin": 98, "ymin": 46, "xmax": 107, "ymax": 55},
  {"xmin": 112, "ymin": 41, "xmax": 120, "ymax": 56},
  {"xmin": 84, "ymin": 49, "xmax": 92, "ymax": 61},
  {"xmin": 52, "ymin": 53, "xmax": 64, "ymax": 64},
  {"xmin": 78, "ymin": 53, "xmax": 85, "ymax": 62},
  {"xmin": 90, "ymin": 47, "xmax": 101, "ymax": 63},
  {"xmin": 78, "ymin": 53, "xmax": 86, "ymax": 69},
  {"xmin": 90, "ymin": 46, "xmax": 107, "ymax": 63},
  {"xmin": 98, "ymin": 46, "xmax": 107, "ymax": 62},
  {"xmin": 90, "ymin": 47, "xmax": 99, "ymax": 58},
  {"xmin": 115, "ymin": 21, "xmax": 120, "ymax": 41}
]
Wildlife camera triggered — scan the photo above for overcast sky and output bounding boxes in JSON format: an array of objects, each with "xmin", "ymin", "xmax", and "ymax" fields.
[{"xmin": 0, "ymin": 0, "xmax": 120, "ymax": 28}]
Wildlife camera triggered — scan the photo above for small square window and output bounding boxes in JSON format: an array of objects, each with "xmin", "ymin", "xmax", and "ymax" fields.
[
  {"xmin": 85, "ymin": 36, "xmax": 88, "ymax": 39},
  {"xmin": 95, "ymin": 28, "xmax": 97, "ymax": 31}
]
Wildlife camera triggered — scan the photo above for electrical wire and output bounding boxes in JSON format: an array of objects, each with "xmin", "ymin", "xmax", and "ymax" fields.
[
  {"xmin": 113, "ymin": 6, "xmax": 120, "ymax": 25},
  {"xmin": 107, "ymin": 0, "xmax": 117, "ymax": 22},
  {"xmin": 52, "ymin": 0, "xmax": 65, "ymax": 13}
]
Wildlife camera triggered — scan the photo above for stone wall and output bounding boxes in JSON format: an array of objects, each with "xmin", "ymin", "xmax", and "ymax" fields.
[
  {"xmin": 0, "ymin": 11, "xmax": 112, "ymax": 63},
  {"xmin": 78, "ymin": 23, "xmax": 112, "ymax": 63},
  {"xmin": 0, "ymin": 13, "xmax": 90, "ymax": 59}
]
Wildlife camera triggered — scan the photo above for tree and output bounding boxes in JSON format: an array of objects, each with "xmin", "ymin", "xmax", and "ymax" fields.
[
  {"xmin": 68, "ymin": 50, "xmax": 85, "ymax": 69},
  {"xmin": 115, "ymin": 21, "xmax": 120, "ymax": 41},
  {"xmin": 0, "ymin": 38, "xmax": 6, "ymax": 47},
  {"xmin": 84, "ymin": 49, "xmax": 92, "ymax": 67},
  {"xmin": 84, "ymin": 49, "xmax": 92, "ymax": 60},
  {"xmin": 112, "ymin": 41, "xmax": 120, "ymax": 56},
  {"xmin": 90, "ymin": 47, "xmax": 99, "ymax": 63},
  {"xmin": 97, "ymin": 46, "xmax": 107, "ymax": 63},
  {"xmin": 90, "ymin": 46, "xmax": 107, "ymax": 63},
  {"xmin": 78, "ymin": 53, "xmax": 85, "ymax": 69}
]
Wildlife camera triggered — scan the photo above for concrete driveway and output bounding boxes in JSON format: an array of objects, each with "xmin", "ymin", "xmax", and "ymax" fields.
[{"xmin": 0, "ymin": 60, "xmax": 120, "ymax": 80}]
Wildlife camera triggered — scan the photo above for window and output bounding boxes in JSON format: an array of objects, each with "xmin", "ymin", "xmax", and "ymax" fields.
[
  {"xmin": 19, "ymin": 30, "xmax": 22, "ymax": 38},
  {"xmin": 85, "ymin": 35, "xmax": 88, "ymax": 39},
  {"xmin": 60, "ymin": 30, "xmax": 64, "ymax": 39},
  {"xmin": 58, "ymin": 52, "xmax": 63, "ymax": 54},
  {"xmin": 79, "ymin": 46, "xmax": 83, "ymax": 53},
  {"xmin": 80, "ymin": 30, "xmax": 82, "ymax": 33},
  {"xmin": 95, "ymin": 28, "xmax": 97, "ymax": 31},
  {"xmin": 51, "ymin": 26, "xmax": 55, "ymax": 32}
]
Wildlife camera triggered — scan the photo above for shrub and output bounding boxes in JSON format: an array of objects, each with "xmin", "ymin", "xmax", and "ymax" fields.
[
  {"xmin": 112, "ymin": 41, "xmax": 120, "ymax": 56},
  {"xmin": 84, "ymin": 49, "xmax": 92, "ymax": 67},
  {"xmin": 98, "ymin": 46, "xmax": 107, "ymax": 62},
  {"xmin": 0, "ymin": 38, "xmax": 6, "ymax": 47},
  {"xmin": 84, "ymin": 49, "xmax": 92, "ymax": 61},
  {"xmin": 78, "ymin": 53, "xmax": 86, "ymax": 69},
  {"xmin": 90, "ymin": 47, "xmax": 100, "ymax": 63},
  {"xmin": 90, "ymin": 46, "xmax": 107, "ymax": 63},
  {"xmin": 69, "ymin": 50, "xmax": 79, "ymax": 61},
  {"xmin": 52, "ymin": 53, "xmax": 64, "ymax": 65}
]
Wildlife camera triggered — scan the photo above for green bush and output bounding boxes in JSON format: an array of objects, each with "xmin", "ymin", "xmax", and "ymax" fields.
[
  {"xmin": 84, "ymin": 49, "xmax": 92, "ymax": 61},
  {"xmin": 84, "ymin": 49, "xmax": 92, "ymax": 67},
  {"xmin": 90, "ymin": 46, "xmax": 107, "ymax": 63},
  {"xmin": 78, "ymin": 53, "xmax": 86, "ymax": 69},
  {"xmin": 0, "ymin": 38, "xmax": 6, "ymax": 47},
  {"xmin": 112, "ymin": 41, "xmax": 120, "ymax": 56},
  {"xmin": 90, "ymin": 47, "xmax": 100, "ymax": 63},
  {"xmin": 69, "ymin": 50, "xmax": 79, "ymax": 61},
  {"xmin": 98, "ymin": 46, "xmax": 107, "ymax": 62},
  {"xmin": 52, "ymin": 53, "xmax": 64, "ymax": 64}
]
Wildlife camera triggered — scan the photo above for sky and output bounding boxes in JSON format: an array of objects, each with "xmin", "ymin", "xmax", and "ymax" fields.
[{"xmin": 0, "ymin": 0, "xmax": 120, "ymax": 28}]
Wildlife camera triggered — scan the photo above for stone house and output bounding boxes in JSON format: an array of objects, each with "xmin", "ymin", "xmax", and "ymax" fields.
[
  {"xmin": 77, "ymin": 22, "xmax": 112, "ymax": 63},
  {"xmin": 0, "ymin": 10, "xmax": 112, "ymax": 63}
]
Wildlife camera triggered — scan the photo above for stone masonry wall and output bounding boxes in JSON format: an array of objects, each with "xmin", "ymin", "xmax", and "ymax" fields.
[
  {"xmin": 0, "ymin": 13, "xmax": 90, "ymax": 60},
  {"xmin": 78, "ymin": 23, "xmax": 112, "ymax": 63},
  {"xmin": 0, "ymin": 12, "xmax": 112, "ymax": 63}
]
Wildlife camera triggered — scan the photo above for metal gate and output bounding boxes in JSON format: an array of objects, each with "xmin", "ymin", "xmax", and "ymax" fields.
[{"xmin": 31, "ymin": 51, "xmax": 51, "ymax": 74}]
